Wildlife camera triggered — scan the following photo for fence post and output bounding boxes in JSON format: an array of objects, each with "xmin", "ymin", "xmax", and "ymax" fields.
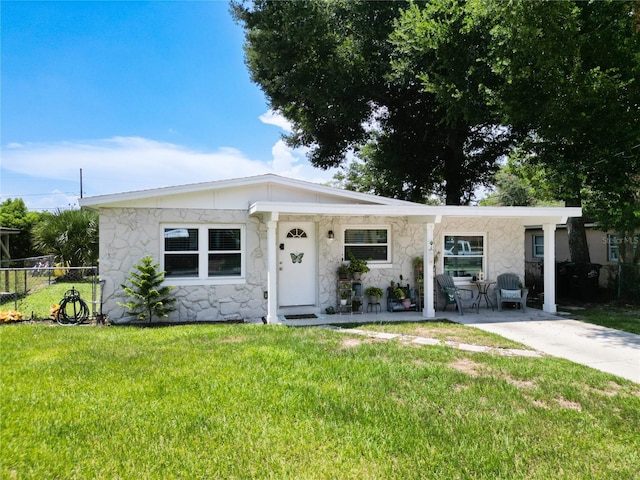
[
  {"xmin": 13, "ymin": 269, "xmax": 18, "ymax": 310},
  {"xmin": 617, "ymin": 262, "xmax": 622, "ymax": 300}
]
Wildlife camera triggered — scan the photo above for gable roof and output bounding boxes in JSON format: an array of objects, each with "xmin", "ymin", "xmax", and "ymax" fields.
[
  {"xmin": 79, "ymin": 173, "xmax": 581, "ymax": 225},
  {"xmin": 78, "ymin": 173, "xmax": 417, "ymax": 209}
]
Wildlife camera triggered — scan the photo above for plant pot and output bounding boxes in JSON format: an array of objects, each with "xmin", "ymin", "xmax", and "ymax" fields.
[
  {"xmin": 340, "ymin": 299, "xmax": 347, "ymax": 306},
  {"xmin": 352, "ymin": 272, "xmax": 362, "ymax": 281},
  {"xmin": 402, "ymin": 298, "xmax": 412, "ymax": 309}
]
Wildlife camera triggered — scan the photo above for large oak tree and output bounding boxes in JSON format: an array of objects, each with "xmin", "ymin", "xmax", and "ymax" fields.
[
  {"xmin": 233, "ymin": 0, "xmax": 639, "ymax": 261},
  {"xmin": 232, "ymin": 0, "xmax": 511, "ymax": 204},
  {"xmin": 481, "ymin": 0, "xmax": 640, "ymax": 262}
]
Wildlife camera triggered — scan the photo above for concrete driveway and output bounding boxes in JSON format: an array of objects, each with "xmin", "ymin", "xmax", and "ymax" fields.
[{"xmin": 456, "ymin": 310, "xmax": 640, "ymax": 384}]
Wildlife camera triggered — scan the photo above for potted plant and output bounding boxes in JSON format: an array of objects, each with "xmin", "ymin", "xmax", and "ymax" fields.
[
  {"xmin": 340, "ymin": 290, "xmax": 350, "ymax": 305},
  {"xmin": 337, "ymin": 264, "xmax": 350, "ymax": 280},
  {"xmin": 393, "ymin": 287, "xmax": 406, "ymax": 300},
  {"xmin": 365, "ymin": 286, "xmax": 384, "ymax": 303},
  {"xmin": 402, "ymin": 297, "xmax": 412, "ymax": 309},
  {"xmin": 347, "ymin": 251, "xmax": 369, "ymax": 280}
]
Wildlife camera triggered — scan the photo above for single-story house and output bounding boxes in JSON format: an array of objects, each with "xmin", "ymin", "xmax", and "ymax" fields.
[
  {"xmin": 79, "ymin": 174, "xmax": 581, "ymax": 324},
  {"xmin": 526, "ymin": 223, "xmax": 640, "ymax": 267},
  {"xmin": 525, "ymin": 222, "xmax": 640, "ymax": 300}
]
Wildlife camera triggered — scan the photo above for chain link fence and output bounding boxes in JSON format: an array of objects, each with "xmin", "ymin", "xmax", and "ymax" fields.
[
  {"xmin": 0, "ymin": 265, "xmax": 100, "ymax": 319},
  {"xmin": 601, "ymin": 263, "xmax": 640, "ymax": 302}
]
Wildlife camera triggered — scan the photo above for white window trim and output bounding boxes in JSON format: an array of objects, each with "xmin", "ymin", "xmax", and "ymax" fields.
[
  {"xmin": 341, "ymin": 225, "xmax": 392, "ymax": 267},
  {"xmin": 603, "ymin": 233, "xmax": 640, "ymax": 263},
  {"xmin": 161, "ymin": 224, "xmax": 246, "ymax": 286},
  {"xmin": 533, "ymin": 234, "xmax": 544, "ymax": 258},
  {"xmin": 442, "ymin": 232, "xmax": 487, "ymax": 283}
]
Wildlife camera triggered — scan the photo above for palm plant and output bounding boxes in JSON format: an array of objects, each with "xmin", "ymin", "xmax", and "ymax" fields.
[{"xmin": 33, "ymin": 208, "xmax": 98, "ymax": 267}]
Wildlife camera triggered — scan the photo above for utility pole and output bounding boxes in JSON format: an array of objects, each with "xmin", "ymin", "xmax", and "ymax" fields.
[{"xmin": 80, "ymin": 168, "xmax": 83, "ymax": 199}]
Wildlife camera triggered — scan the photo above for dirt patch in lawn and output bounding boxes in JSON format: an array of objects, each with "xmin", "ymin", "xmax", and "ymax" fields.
[
  {"xmin": 339, "ymin": 337, "xmax": 382, "ymax": 349},
  {"xmin": 555, "ymin": 397, "xmax": 582, "ymax": 411},
  {"xmin": 449, "ymin": 358, "xmax": 485, "ymax": 377},
  {"xmin": 505, "ymin": 376, "xmax": 537, "ymax": 390}
]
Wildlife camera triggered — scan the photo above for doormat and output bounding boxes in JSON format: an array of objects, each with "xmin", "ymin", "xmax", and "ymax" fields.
[{"xmin": 284, "ymin": 314, "xmax": 318, "ymax": 320}]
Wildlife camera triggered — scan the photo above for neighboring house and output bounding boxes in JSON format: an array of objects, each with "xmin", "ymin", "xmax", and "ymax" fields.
[
  {"xmin": 525, "ymin": 225, "xmax": 640, "ymax": 288},
  {"xmin": 79, "ymin": 174, "xmax": 580, "ymax": 324}
]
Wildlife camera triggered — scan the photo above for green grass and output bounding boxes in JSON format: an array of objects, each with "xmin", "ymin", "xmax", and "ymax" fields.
[
  {"xmin": 2, "ymin": 282, "xmax": 97, "ymax": 320},
  {"xmin": 559, "ymin": 305, "xmax": 640, "ymax": 335},
  {"xmin": 333, "ymin": 321, "xmax": 530, "ymax": 350},
  {"xmin": 2, "ymin": 324, "xmax": 639, "ymax": 479}
]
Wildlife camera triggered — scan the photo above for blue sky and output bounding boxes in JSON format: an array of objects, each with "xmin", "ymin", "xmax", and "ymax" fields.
[{"xmin": 1, "ymin": 1, "xmax": 338, "ymax": 211}]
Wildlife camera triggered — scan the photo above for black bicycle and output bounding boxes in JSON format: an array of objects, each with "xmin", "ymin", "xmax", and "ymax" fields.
[{"xmin": 56, "ymin": 287, "xmax": 90, "ymax": 325}]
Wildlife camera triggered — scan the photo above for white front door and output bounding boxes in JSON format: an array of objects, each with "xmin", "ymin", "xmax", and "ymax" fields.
[{"xmin": 278, "ymin": 222, "xmax": 316, "ymax": 307}]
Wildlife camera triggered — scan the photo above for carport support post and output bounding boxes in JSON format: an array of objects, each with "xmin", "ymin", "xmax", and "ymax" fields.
[
  {"xmin": 543, "ymin": 223, "xmax": 557, "ymax": 313},
  {"xmin": 266, "ymin": 217, "xmax": 279, "ymax": 324},
  {"xmin": 423, "ymin": 222, "xmax": 436, "ymax": 318}
]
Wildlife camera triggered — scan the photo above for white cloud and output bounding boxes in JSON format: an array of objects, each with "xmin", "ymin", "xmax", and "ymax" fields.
[
  {"xmin": 1, "ymin": 134, "xmax": 338, "ymax": 210},
  {"xmin": 259, "ymin": 109, "xmax": 293, "ymax": 133}
]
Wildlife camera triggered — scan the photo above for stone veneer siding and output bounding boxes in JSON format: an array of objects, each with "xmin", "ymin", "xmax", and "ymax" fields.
[
  {"xmin": 99, "ymin": 208, "xmax": 525, "ymax": 323},
  {"xmin": 99, "ymin": 207, "xmax": 267, "ymax": 324}
]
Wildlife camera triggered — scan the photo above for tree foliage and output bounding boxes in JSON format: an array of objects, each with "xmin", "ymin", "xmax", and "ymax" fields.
[
  {"xmin": 482, "ymin": 0, "xmax": 640, "ymax": 253},
  {"xmin": 481, "ymin": 154, "xmax": 564, "ymax": 207},
  {"xmin": 32, "ymin": 208, "xmax": 98, "ymax": 267},
  {"xmin": 233, "ymin": 0, "xmax": 639, "ymax": 256},
  {"xmin": 232, "ymin": 0, "xmax": 511, "ymax": 204},
  {"xmin": 120, "ymin": 256, "xmax": 176, "ymax": 323},
  {"xmin": 0, "ymin": 199, "xmax": 46, "ymax": 262}
]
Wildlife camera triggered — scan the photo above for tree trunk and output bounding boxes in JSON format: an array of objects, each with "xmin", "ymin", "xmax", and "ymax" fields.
[
  {"xmin": 443, "ymin": 130, "xmax": 467, "ymax": 205},
  {"xmin": 565, "ymin": 198, "xmax": 591, "ymax": 263}
]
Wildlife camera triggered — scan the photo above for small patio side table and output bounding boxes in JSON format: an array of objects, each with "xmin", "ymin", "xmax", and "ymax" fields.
[{"xmin": 473, "ymin": 280, "xmax": 495, "ymax": 311}]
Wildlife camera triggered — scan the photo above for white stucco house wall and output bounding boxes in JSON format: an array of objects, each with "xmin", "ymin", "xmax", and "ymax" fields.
[{"xmin": 79, "ymin": 174, "xmax": 580, "ymax": 324}]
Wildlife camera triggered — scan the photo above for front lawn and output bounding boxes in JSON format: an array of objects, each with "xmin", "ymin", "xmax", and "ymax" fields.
[
  {"xmin": 1, "ymin": 324, "xmax": 639, "ymax": 479},
  {"xmin": 333, "ymin": 321, "xmax": 530, "ymax": 350},
  {"xmin": 559, "ymin": 304, "xmax": 640, "ymax": 335}
]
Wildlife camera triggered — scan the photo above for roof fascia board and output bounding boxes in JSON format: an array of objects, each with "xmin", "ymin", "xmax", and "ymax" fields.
[
  {"xmin": 78, "ymin": 173, "xmax": 417, "ymax": 208},
  {"xmin": 249, "ymin": 202, "xmax": 582, "ymax": 219}
]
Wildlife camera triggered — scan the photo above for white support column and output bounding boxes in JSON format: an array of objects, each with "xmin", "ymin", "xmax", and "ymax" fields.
[
  {"xmin": 543, "ymin": 223, "xmax": 557, "ymax": 313},
  {"xmin": 423, "ymin": 223, "xmax": 436, "ymax": 318},
  {"xmin": 266, "ymin": 218, "xmax": 279, "ymax": 324}
]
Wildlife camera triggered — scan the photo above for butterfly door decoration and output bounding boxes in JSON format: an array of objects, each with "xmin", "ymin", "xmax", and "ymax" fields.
[{"xmin": 290, "ymin": 252, "xmax": 304, "ymax": 264}]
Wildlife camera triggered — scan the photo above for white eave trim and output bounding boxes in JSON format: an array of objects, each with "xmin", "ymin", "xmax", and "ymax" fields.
[
  {"xmin": 249, "ymin": 202, "xmax": 582, "ymax": 224},
  {"xmin": 78, "ymin": 173, "xmax": 416, "ymax": 208}
]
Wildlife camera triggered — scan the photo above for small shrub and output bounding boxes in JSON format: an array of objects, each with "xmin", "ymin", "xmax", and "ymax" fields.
[{"xmin": 119, "ymin": 256, "xmax": 176, "ymax": 323}]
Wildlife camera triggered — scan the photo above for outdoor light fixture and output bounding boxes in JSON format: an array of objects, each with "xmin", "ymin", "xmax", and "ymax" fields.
[{"xmin": 327, "ymin": 230, "xmax": 335, "ymax": 240}]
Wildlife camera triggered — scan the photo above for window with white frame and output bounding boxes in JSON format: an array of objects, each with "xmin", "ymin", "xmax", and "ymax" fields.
[
  {"xmin": 163, "ymin": 226, "xmax": 244, "ymax": 280},
  {"xmin": 533, "ymin": 235, "xmax": 544, "ymax": 258},
  {"xmin": 443, "ymin": 234, "xmax": 485, "ymax": 279},
  {"xmin": 343, "ymin": 227, "xmax": 390, "ymax": 263},
  {"xmin": 607, "ymin": 233, "xmax": 640, "ymax": 262}
]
